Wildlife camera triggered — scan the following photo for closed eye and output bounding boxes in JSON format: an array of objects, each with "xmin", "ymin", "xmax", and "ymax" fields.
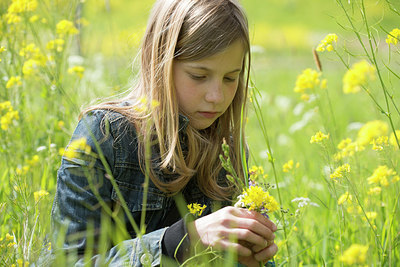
[
  {"xmin": 224, "ymin": 76, "xmax": 237, "ymax": 82},
  {"xmin": 189, "ymin": 73, "xmax": 206, "ymax": 81}
]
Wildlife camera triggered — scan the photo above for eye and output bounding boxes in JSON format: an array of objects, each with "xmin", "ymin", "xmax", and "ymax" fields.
[
  {"xmin": 224, "ymin": 76, "xmax": 236, "ymax": 82},
  {"xmin": 189, "ymin": 73, "xmax": 206, "ymax": 80}
]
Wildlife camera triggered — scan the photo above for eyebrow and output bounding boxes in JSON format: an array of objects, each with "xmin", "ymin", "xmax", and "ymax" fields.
[{"xmin": 186, "ymin": 65, "xmax": 242, "ymax": 74}]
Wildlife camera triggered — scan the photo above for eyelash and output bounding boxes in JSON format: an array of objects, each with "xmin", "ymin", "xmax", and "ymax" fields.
[{"xmin": 189, "ymin": 74, "xmax": 236, "ymax": 82}]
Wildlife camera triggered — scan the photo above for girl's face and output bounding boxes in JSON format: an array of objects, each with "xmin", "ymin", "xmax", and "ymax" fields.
[{"xmin": 173, "ymin": 40, "xmax": 245, "ymax": 130}]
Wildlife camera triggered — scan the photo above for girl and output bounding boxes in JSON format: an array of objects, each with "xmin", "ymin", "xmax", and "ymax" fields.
[{"xmin": 47, "ymin": 0, "xmax": 278, "ymax": 266}]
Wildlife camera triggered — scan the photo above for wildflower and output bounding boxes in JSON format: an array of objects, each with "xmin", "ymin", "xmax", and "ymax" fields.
[
  {"xmin": 386, "ymin": 28, "xmax": 400, "ymax": 46},
  {"xmin": 356, "ymin": 120, "xmax": 388, "ymax": 146},
  {"xmin": 362, "ymin": 211, "xmax": 377, "ymax": 222},
  {"xmin": 291, "ymin": 197, "xmax": 319, "ymax": 208},
  {"xmin": 392, "ymin": 175, "xmax": 400, "ymax": 183},
  {"xmin": 56, "ymin": 19, "xmax": 79, "ymax": 37},
  {"xmin": 46, "ymin": 39, "xmax": 65, "ymax": 52},
  {"xmin": 76, "ymin": 18, "xmax": 90, "ymax": 27},
  {"xmin": 330, "ymin": 164, "xmax": 351, "ymax": 180},
  {"xmin": 343, "ymin": 60, "xmax": 375, "ymax": 94},
  {"xmin": 16, "ymin": 165, "xmax": 30, "ymax": 175},
  {"xmin": 340, "ymin": 244, "xmax": 368, "ymax": 265},
  {"xmin": 282, "ymin": 160, "xmax": 299, "ymax": 173},
  {"xmin": 6, "ymin": 76, "xmax": 22, "ymax": 89},
  {"xmin": 67, "ymin": 66, "xmax": 85, "ymax": 79},
  {"xmin": 6, "ymin": 0, "xmax": 38, "ymax": 24},
  {"xmin": 6, "ymin": 233, "xmax": 14, "ymax": 241},
  {"xmin": 0, "ymin": 46, "xmax": 6, "ymax": 62},
  {"xmin": 316, "ymin": 33, "xmax": 338, "ymax": 52},
  {"xmin": 370, "ymin": 136, "xmax": 388, "ymax": 151},
  {"xmin": 0, "ymin": 102, "xmax": 19, "ymax": 130},
  {"xmin": 235, "ymin": 185, "xmax": 279, "ymax": 214},
  {"xmin": 367, "ymin": 186, "xmax": 381, "ymax": 195},
  {"xmin": 249, "ymin": 165, "xmax": 268, "ymax": 182},
  {"xmin": 367, "ymin": 165, "xmax": 396, "ymax": 187},
  {"xmin": 29, "ymin": 14, "xmax": 39, "ymax": 23},
  {"xmin": 334, "ymin": 138, "xmax": 364, "ymax": 161},
  {"xmin": 27, "ymin": 155, "xmax": 39, "ymax": 166},
  {"xmin": 294, "ymin": 68, "xmax": 323, "ymax": 100},
  {"xmin": 63, "ymin": 137, "xmax": 91, "ymax": 160},
  {"xmin": 389, "ymin": 130, "xmax": 400, "ymax": 148},
  {"xmin": 34, "ymin": 189, "xmax": 49, "ymax": 202},
  {"xmin": 310, "ymin": 131, "xmax": 329, "ymax": 144},
  {"xmin": 337, "ymin": 191, "xmax": 352, "ymax": 205},
  {"xmin": 58, "ymin": 120, "xmax": 65, "ymax": 129},
  {"xmin": 187, "ymin": 203, "xmax": 207, "ymax": 217}
]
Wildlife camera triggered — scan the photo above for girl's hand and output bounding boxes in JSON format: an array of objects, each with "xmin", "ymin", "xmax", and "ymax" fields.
[{"xmin": 189, "ymin": 206, "xmax": 278, "ymax": 265}]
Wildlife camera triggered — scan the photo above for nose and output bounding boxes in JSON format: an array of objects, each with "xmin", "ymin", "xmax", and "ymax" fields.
[{"xmin": 205, "ymin": 80, "xmax": 224, "ymax": 104}]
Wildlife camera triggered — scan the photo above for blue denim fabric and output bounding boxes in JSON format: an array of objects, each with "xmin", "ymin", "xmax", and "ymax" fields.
[{"xmin": 43, "ymin": 109, "xmax": 229, "ymax": 266}]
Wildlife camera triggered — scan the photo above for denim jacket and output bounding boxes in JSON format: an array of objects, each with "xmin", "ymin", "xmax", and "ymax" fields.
[{"xmin": 43, "ymin": 109, "xmax": 231, "ymax": 267}]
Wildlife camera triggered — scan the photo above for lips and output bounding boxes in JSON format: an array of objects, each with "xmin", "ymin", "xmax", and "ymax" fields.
[{"xmin": 198, "ymin": 111, "xmax": 220, "ymax": 119}]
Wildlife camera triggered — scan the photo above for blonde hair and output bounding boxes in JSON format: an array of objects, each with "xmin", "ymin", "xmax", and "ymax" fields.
[{"xmin": 86, "ymin": 0, "xmax": 250, "ymax": 201}]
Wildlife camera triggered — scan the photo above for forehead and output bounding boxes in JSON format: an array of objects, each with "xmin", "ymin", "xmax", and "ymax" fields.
[{"xmin": 179, "ymin": 40, "xmax": 245, "ymax": 72}]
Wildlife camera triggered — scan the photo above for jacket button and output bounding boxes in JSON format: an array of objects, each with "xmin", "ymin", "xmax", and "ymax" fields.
[{"xmin": 140, "ymin": 253, "xmax": 153, "ymax": 265}]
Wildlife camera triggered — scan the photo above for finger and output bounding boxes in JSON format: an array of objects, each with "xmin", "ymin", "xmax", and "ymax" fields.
[
  {"xmin": 239, "ymin": 208, "xmax": 278, "ymax": 232},
  {"xmin": 217, "ymin": 239, "xmax": 252, "ymax": 257},
  {"xmin": 237, "ymin": 255, "xmax": 260, "ymax": 267},
  {"xmin": 235, "ymin": 217, "xmax": 276, "ymax": 241},
  {"xmin": 254, "ymin": 243, "xmax": 278, "ymax": 262}
]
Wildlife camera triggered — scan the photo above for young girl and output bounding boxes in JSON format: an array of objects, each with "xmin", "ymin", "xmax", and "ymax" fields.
[{"xmin": 47, "ymin": 0, "xmax": 278, "ymax": 266}]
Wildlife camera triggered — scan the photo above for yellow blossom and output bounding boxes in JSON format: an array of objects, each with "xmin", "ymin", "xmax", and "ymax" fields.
[
  {"xmin": 27, "ymin": 155, "xmax": 39, "ymax": 166},
  {"xmin": 386, "ymin": 28, "xmax": 400, "ymax": 46},
  {"xmin": 56, "ymin": 20, "xmax": 79, "ymax": 36},
  {"xmin": 6, "ymin": 233, "xmax": 14, "ymax": 241},
  {"xmin": 187, "ymin": 203, "xmax": 207, "ymax": 217},
  {"xmin": 362, "ymin": 211, "xmax": 377, "ymax": 222},
  {"xmin": 310, "ymin": 131, "xmax": 329, "ymax": 144},
  {"xmin": 16, "ymin": 165, "xmax": 30, "ymax": 175},
  {"xmin": 356, "ymin": 120, "xmax": 388, "ymax": 146},
  {"xmin": 330, "ymin": 164, "xmax": 351, "ymax": 180},
  {"xmin": 34, "ymin": 189, "xmax": 49, "ymax": 202},
  {"xmin": 370, "ymin": 136, "xmax": 388, "ymax": 151},
  {"xmin": 5, "ymin": 13, "xmax": 21, "ymax": 24},
  {"xmin": 67, "ymin": 66, "xmax": 85, "ymax": 79},
  {"xmin": 7, "ymin": 0, "xmax": 38, "ymax": 13},
  {"xmin": 389, "ymin": 130, "xmax": 400, "ymax": 148},
  {"xmin": 46, "ymin": 39, "xmax": 65, "ymax": 52},
  {"xmin": 343, "ymin": 60, "xmax": 375, "ymax": 94},
  {"xmin": 8, "ymin": 242, "xmax": 16, "ymax": 247},
  {"xmin": 249, "ymin": 165, "xmax": 268, "ymax": 182},
  {"xmin": 392, "ymin": 175, "xmax": 400, "ymax": 183},
  {"xmin": 316, "ymin": 33, "xmax": 338, "ymax": 52},
  {"xmin": 282, "ymin": 160, "xmax": 299, "ymax": 173},
  {"xmin": 238, "ymin": 185, "xmax": 279, "ymax": 213},
  {"xmin": 0, "ymin": 102, "xmax": 19, "ymax": 130},
  {"xmin": 6, "ymin": 76, "xmax": 22, "ymax": 89},
  {"xmin": 294, "ymin": 68, "xmax": 323, "ymax": 99},
  {"xmin": 340, "ymin": 244, "xmax": 368, "ymax": 265},
  {"xmin": 29, "ymin": 14, "xmax": 39, "ymax": 23},
  {"xmin": 367, "ymin": 186, "xmax": 382, "ymax": 195},
  {"xmin": 367, "ymin": 165, "xmax": 396, "ymax": 187},
  {"xmin": 58, "ymin": 120, "xmax": 65, "ymax": 129},
  {"xmin": 63, "ymin": 137, "xmax": 91, "ymax": 160},
  {"xmin": 337, "ymin": 191, "xmax": 352, "ymax": 205}
]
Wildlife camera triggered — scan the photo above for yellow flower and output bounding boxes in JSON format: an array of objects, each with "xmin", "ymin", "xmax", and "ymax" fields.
[
  {"xmin": 330, "ymin": 164, "xmax": 351, "ymax": 180},
  {"xmin": 0, "ymin": 104, "xmax": 19, "ymax": 130},
  {"xmin": 386, "ymin": 28, "xmax": 400, "ymax": 46},
  {"xmin": 389, "ymin": 130, "xmax": 400, "ymax": 148},
  {"xmin": 340, "ymin": 244, "xmax": 368, "ymax": 265},
  {"xmin": 67, "ymin": 66, "xmax": 85, "ymax": 79},
  {"xmin": 238, "ymin": 185, "xmax": 279, "ymax": 213},
  {"xmin": 337, "ymin": 191, "xmax": 352, "ymax": 205},
  {"xmin": 187, "ymin": 203, "xmax": 207, "ymax": 217},
  {"xmin": 7, "ymin": 0, "xmax": 38, "ymax": 13},
  {"xmin": 58, "ymin": 120, "xmax": 65, "ymax": 129},
  {"xmin": 343, "ymin": 60, "xmax": 375, "ymax": 94},
  {"xmin": 316, "ymin": 33, "xmax": 338, "ymax": 52},
  {"xmin": 249, "ymin": 165, "xmax": 268, "ymax": 182},
  {"xmin": 362, "ymin": 211, "xmax": 377, "ymax": 222},
  {"xmin": 370, "ymin": 136, "xmax": 388, "ymax": 151},
  {"xmin": 6, "ymin": 76, "xmax": 22, "ymax": 89},
  {"xmin": 294, "ymin": 68, "xmax": 323, "ymax": 100},
  {"xmin": 282, "ymin": 160, "xmax": 299, "ymax": 173},
  {"xmin": 56, "ymin": 20, "xmax": 79, "ymax": 36},
  {"xmin": 29, "ymin": 14, "xmax": 39, "ymax": 23},
  {"xmin": 63, "ymin": 137, "xmax": 91, "ymax": 160},
  {"xmin": 27, "ymin": 155, "xmax": 39, "ymax": 166},
  {"xmin": 46, "ymin": 39, "xmax": 65, "ymax": 52},
  {"xmin": 310, "ymin": 131, "xmax": 329, "ymax": 144},
  {"xmin": 367, "ymin": 165, "xmax": 396, "ymax": 187},
  {"xmin": 367, "ymin": 186, "xmax": 381, "ymax": 195},
  {"xmin": 6, "ymin": 233, "xmax": 14, "ymax": 241},
  {"xmin": 34, "ymin": 189, "xmax": 49, "ymax": 202},
  {"xmin": 356, "ymin": 120, "xmax": 388, "ymax": 146}
]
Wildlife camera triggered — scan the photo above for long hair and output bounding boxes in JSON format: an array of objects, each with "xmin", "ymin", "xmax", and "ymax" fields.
[{"xmin": 85, "ymin": 0, "xmax": 251, "ymax": 201}]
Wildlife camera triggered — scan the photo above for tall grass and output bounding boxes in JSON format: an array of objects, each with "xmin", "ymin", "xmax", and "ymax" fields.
[{"xmin": 0, "ymin": 0, "xmax": 399, "ymax": 266}]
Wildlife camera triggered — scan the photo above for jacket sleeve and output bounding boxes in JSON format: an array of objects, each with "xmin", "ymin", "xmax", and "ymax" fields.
[{"xmin": 48, "ymin": 110, "xmax": 167, "ymax": 267}]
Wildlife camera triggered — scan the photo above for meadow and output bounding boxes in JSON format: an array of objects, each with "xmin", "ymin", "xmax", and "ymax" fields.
[{"xmin": 0, "ymin": 0, "xmax": 399, "ymax": 266}]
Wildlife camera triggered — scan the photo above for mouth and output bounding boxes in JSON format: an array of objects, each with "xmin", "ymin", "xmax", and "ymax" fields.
[{"xmin": 198, "ymin": 111, "xmax": 220, "ymax": 119}]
